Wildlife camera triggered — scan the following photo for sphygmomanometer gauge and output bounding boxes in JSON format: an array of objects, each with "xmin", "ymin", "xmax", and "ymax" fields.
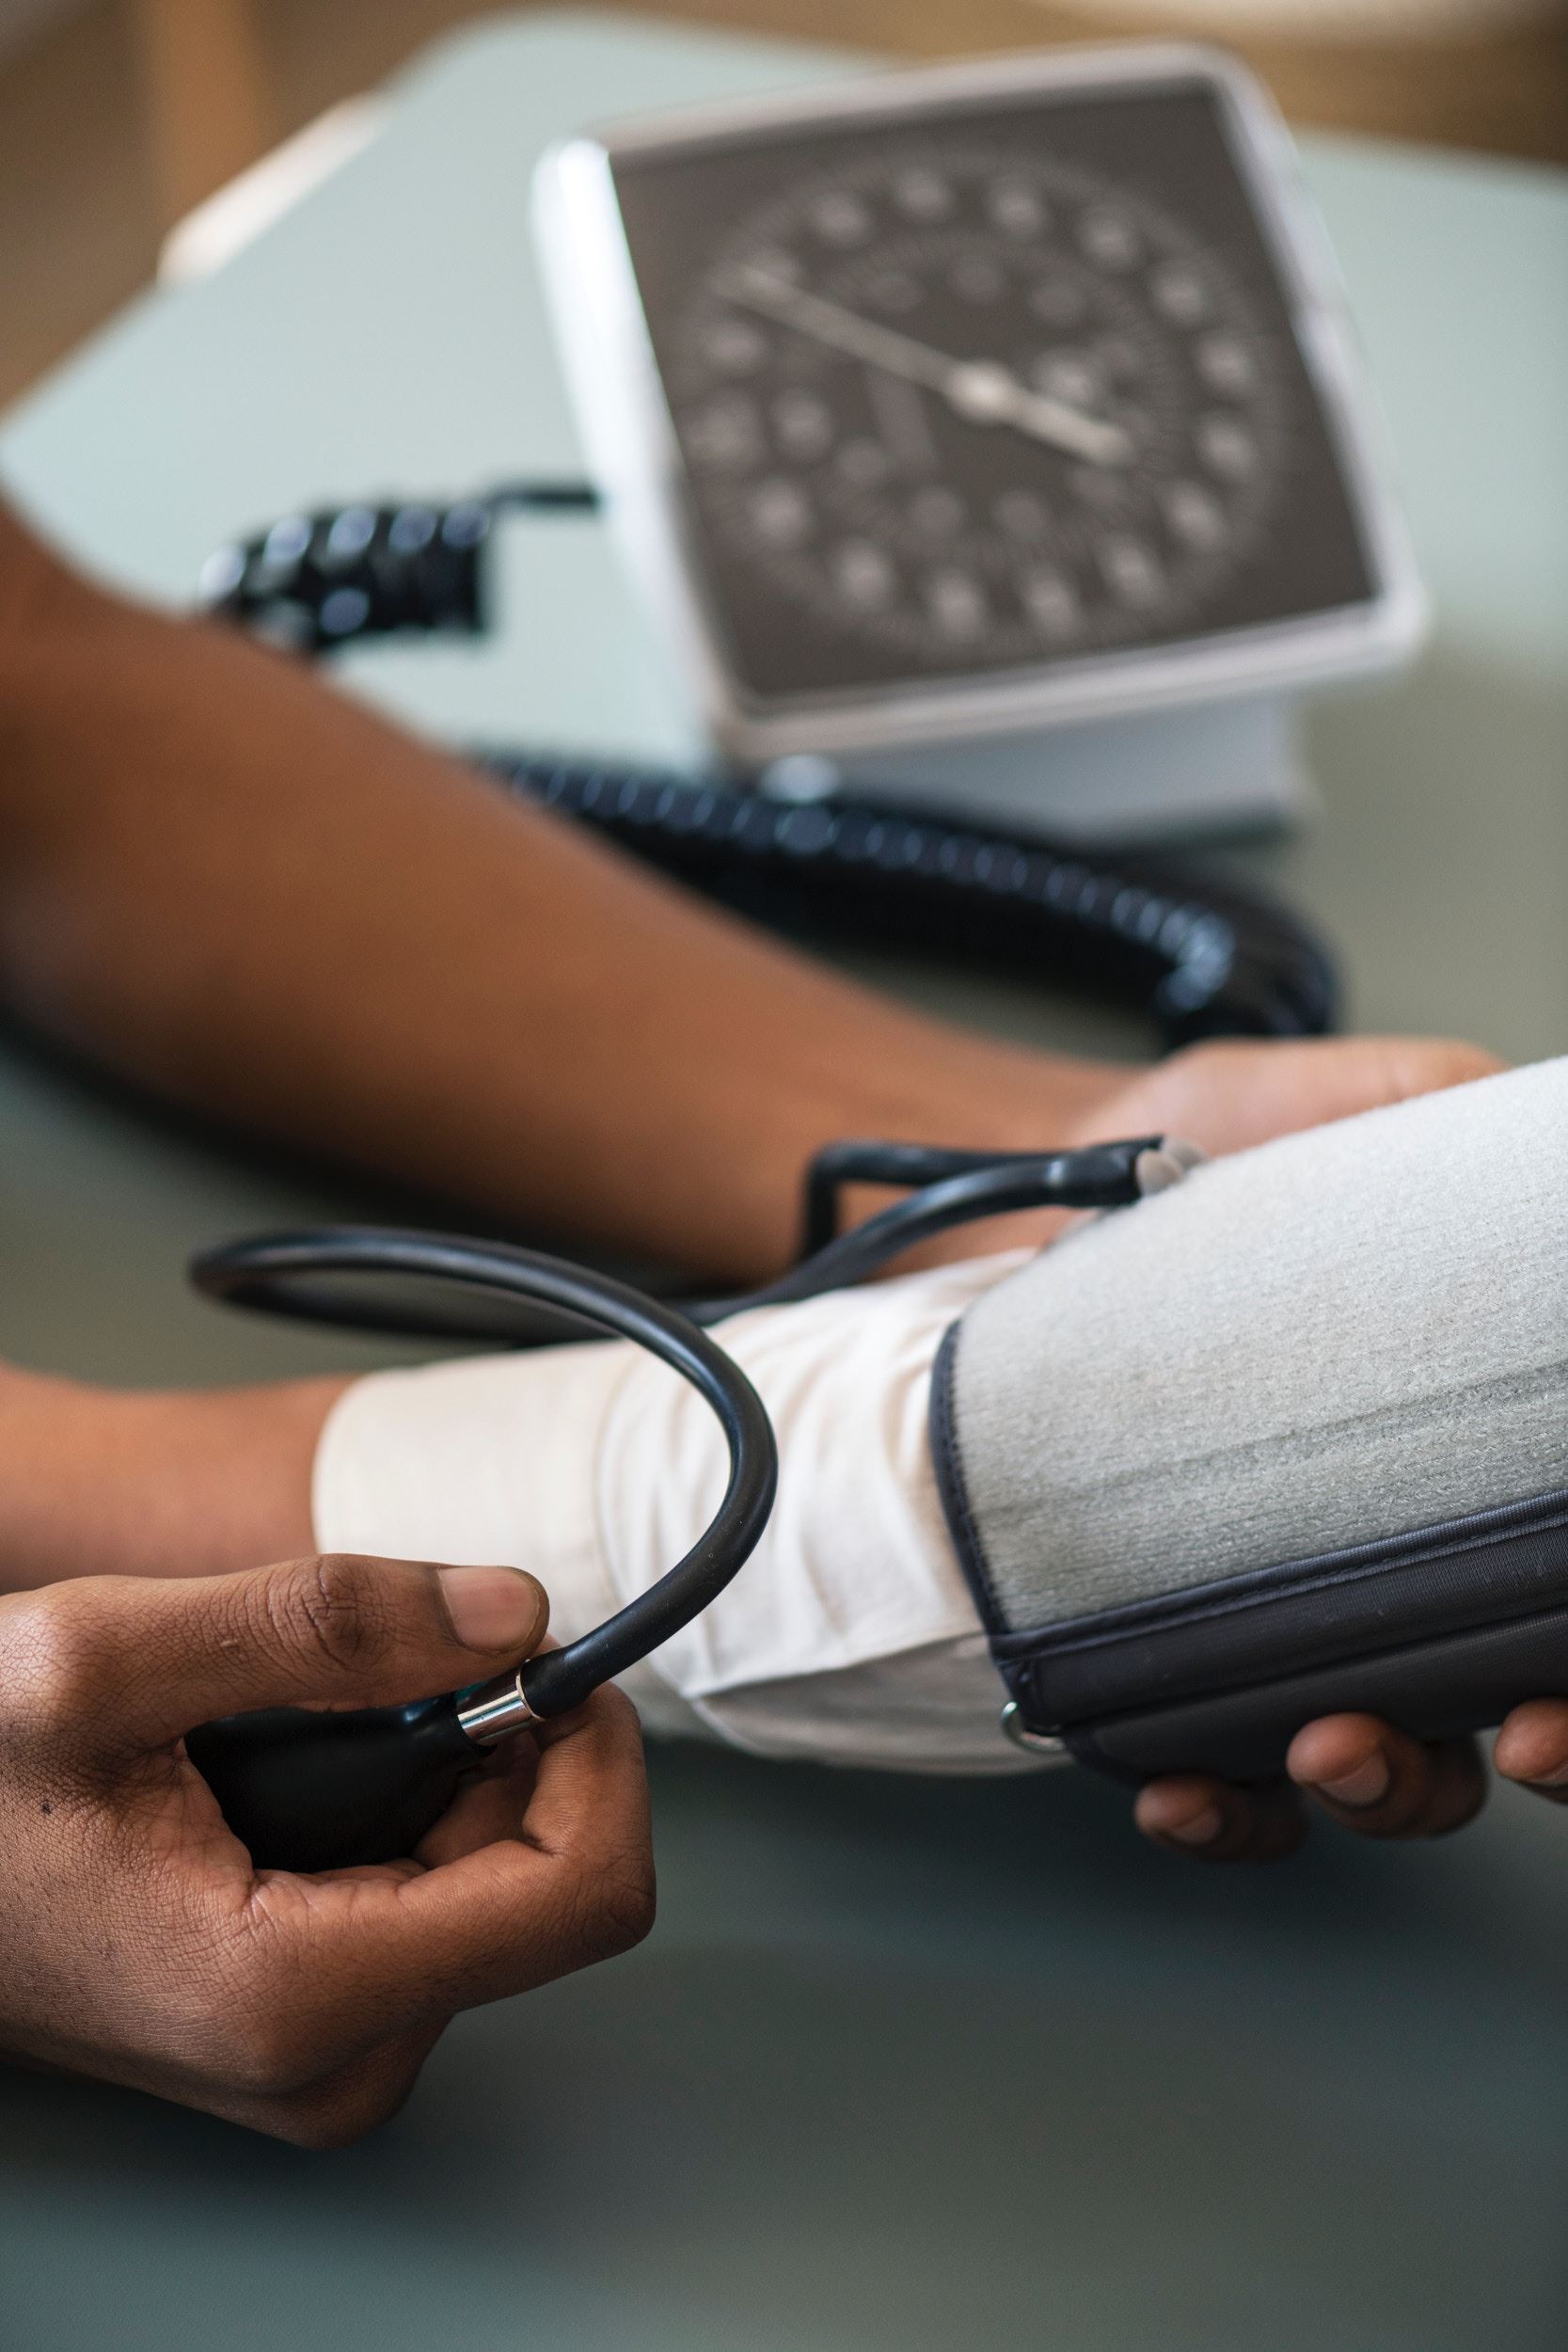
[{"xmin": 533, "ymin": 44, "xmax": 1423, "ymax": 785}]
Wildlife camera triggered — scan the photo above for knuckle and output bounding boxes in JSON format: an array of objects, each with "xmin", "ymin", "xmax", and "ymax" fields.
[
  {"xmin": 610, "ymin": 1872, "xmax": 658, "ymax": 1955},
  {"xmin": 0, "ymin": 1587, "xmax": 116, "ymax": 1743},
  {"xmin": 534, "ymin": 1842, "xmax": 657, "ymax": 1975},
  {"xmin": 255, "ymin": 1554, "xmax": 393, "ymax": 1679},
  {"xmin": 583, "ymin": 1853, "xmax": 658, "ymax": 1960}
]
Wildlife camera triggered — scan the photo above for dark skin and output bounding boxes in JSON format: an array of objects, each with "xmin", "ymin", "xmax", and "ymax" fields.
[
  {"xmin": 0, "ymin": 496, "xmax": 1560, "ymax": 1871},
  {"xmin": 0, "ymin": 1551, "xmax": 655, "ymax": 2144},
  {"xmin": 0, "ymin": 497, "xmax": 1508, "ymax": 1276},
  {"xmin": 1134, "ymin": 1708, "xmax": 1568, "ymax": 1864}
]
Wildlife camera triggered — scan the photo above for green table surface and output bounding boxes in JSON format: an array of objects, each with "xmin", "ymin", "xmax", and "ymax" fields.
[{"xmin": 2, "ymin": 12, "xmax": 1567, "ymax": 2348}]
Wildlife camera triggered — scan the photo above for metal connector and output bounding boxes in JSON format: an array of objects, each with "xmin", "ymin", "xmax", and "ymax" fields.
[
  {"xmin": 456, "ymin": 1669, "xmax": 544, "ymax": 1746},
  {"xmin": 1134, "ymin": 1136, "xmax": 1207, "ymax": 1197}
]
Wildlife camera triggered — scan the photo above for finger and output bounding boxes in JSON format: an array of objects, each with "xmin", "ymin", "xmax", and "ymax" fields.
[
  {"xmin": 1137, "ymin": 1037, "xmax": 1504, "ymax": 1158},
  {"xmin": 1287, "ymin": 1713, "xmax": 1486, "ymax": 1838},
  {"xmin": 413, "ymin": 1739, "xmax": 541, "ymax": 1866},
  {"xmin": 511, "ymin": 1679, "xmax": 651, "ymax": 1860},
  {"xmin": 278, "ymin": 1681, "xmax": 655, "ymax": 2023},
  {"xmin": 1494, "ymin": 1700, "xmax": 1568, "ymax": 1804},
  {"xmin": 1134, "ymin": 1772, "xmax": 1307, "ymax": 1864},
  {"xmin": 409, "ymin": 1632, "xmax": 565, "ymax": 1863},
  {"xmin": 1275, "ymin": 1037, "xmax": 1503, "ymax": 1133},
  {"xmin": 2, "ymin": 1554, "xmax": 549, "ymax": 1756}
]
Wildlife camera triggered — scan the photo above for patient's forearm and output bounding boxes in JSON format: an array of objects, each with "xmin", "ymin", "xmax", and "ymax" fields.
[
  {"xmin": 0, "ymin": 504, "xmax": 1113, "ymax": 1280},
  {"xmin": 315, "ymin": 1059, "xmax": 1568, "ymax": 1791},
  {"xmin": 6, "ymin": 1059, "xmax": 1564, "ymax": 1826},
  {"xmin": 0, "ymin": 1364, "xmax": 336, "ymax": 1591},
  {"xmin": 311, "ymin": 1254, "xmax": 1021, "ymax": 1771}
]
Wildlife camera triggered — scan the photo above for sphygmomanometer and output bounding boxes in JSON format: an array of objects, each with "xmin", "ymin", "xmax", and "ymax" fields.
[
  {"xmin": 182, "ymin": 50, "xmax": 1564, "ymax": 1872},
  {"xmin": 528, "ymin": 42, "xmax": 1423, "ymax": 841}
]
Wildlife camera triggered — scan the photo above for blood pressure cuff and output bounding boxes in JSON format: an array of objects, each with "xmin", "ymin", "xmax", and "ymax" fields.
[{"xmin": 930, "ymin": 1057, "xmax": 1568, "ymax": 1783}]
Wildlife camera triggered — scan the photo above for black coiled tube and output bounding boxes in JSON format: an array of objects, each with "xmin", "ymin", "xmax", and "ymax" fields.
[{"xmin": 198, "ymin": 487, "xmax": 1340, "ymax": 1047}]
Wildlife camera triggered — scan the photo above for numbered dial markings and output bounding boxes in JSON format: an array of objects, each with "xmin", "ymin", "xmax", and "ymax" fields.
[{"xmin": 666, "ymin": 150, "xmax": 1288, "ymax": 667}]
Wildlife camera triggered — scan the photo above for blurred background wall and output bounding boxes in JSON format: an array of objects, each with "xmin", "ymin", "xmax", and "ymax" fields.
[{"xmin": 3, "ymin": 0, "xmax": 1565, "ymax": 410}]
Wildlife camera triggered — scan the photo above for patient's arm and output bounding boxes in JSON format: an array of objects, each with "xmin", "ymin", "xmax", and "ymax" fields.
[
  {"xmin": 312, "ymin": 1057, "xmax": 1568, "ymax": 1844},
  {"xmin": 5, "ymin": 1059, "xmax": 1565, "ymax": 1856},
  {"xmin": 0, "ymin": 1026, "xmax": 1504, "ymax": 1603},
  {"xmin": 0, "ymin": 498, "xmax": 1497, "ymax": 1281}
]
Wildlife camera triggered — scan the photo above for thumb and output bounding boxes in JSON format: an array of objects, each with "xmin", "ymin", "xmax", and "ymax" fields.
[{"xmin": 25, "ymin": 1554, "xmax": 549, "ymax": 1756}]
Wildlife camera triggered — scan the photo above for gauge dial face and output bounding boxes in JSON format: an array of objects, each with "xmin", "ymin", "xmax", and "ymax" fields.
[
  {"xmin": 675, "ymin": 150, "xmax": 1286, "ymax": 670},
  {"xmin": 611, "ymin": 80, "xmax": 1377, "ymax": 706}
]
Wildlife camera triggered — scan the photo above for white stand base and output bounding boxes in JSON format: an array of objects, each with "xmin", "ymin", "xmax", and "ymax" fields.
[{"xmin": 768, "ymin": 697, "xmax": 1311, "ymax": 847}]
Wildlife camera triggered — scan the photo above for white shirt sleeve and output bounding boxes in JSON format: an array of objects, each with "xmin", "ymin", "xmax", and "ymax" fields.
[{"xmin": 311, "ymin": 1253, "xmax": 1037, "ymax": 1773}]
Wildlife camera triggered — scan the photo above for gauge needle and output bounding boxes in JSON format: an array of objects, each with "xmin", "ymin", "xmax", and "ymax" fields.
[{"xmin": 726, "ymin": 265, "xmax": 1134, "ymax": 468}]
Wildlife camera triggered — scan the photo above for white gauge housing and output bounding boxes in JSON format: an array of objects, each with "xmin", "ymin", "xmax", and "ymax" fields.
[{"xmin": 533, "ymin": 43, "xmax": 1425, "ymax": 771}]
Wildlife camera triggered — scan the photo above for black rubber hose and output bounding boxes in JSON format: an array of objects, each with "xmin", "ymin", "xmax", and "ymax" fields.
[
  {"xmin": 191, "ymin": 1143, "xmax": 1165, "ymax": 1350},
  {"xmin": 191, "ymin": 1227, "xmax": 778, "ymax": 1717}
]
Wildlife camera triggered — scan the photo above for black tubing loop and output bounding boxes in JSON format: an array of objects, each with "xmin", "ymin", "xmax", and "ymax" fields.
[
  {"xmin": 191, "ymin": 1133, "xmax": 1176, "ymax": 1720},
  {"xmin": 691, "ymin": 1143, "xmax": 1163, "ymax": 1321},
  {"xmin": 795, "ymin": 1136, "xmax": 1162, "ymax": 1258},
  {"xmin": 191, "ymin": 1228, "xmax": 777, "ymax": 1719}
]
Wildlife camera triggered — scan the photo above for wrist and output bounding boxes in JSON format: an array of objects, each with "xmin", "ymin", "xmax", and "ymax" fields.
[{"xmin": 776, "ymin": 1028, "xmax": 1129, "ymax": 1273}]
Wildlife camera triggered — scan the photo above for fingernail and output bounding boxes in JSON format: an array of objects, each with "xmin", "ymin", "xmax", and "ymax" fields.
[
  {"xmin": 1521, "ymin": 1760, "xmax": 1568, "ymax": 1788},
  {"xmin": 437, "ymin": 1565, "xmax": 546, "ymax": 1651},
  {"xmin": 1163, "ymin": 1804, "xmax": 1223, "ymax": 1848},
  {"xmin": 1314, "ymin": 1755, "xmax": 1390, "ymax": 1809}
]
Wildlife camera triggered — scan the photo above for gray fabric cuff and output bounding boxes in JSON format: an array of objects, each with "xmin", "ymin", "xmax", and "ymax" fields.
[{"xmin": 931, "ymin": 1058, "xmax": 1568, "ymax": 1778}]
